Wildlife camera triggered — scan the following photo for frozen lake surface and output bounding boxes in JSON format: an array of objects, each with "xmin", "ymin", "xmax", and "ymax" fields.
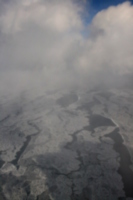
[{"xmin": 0, "ymin": 88, "xmax": 133, "ymax": 200}]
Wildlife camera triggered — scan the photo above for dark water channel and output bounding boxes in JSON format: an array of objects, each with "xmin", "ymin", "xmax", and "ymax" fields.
[
  {"xmin": 89, "ymin": 114, "xmax": 133, "ymax": 198},
  {"xmin": 11, "ymin": 120, "xmax": 41, "ymax": 169},
  {"xmin": 106, "ymin": 128, "xmax": 133, "ymax": 198},
  {"xmin": 11, "ymin": 135, "xmax": 31, "ymax": 168}
]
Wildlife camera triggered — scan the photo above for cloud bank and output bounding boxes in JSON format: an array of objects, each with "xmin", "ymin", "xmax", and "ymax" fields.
[{"xmin": 0, "ymin": 0, "xmax": 133, "ymax": 97}]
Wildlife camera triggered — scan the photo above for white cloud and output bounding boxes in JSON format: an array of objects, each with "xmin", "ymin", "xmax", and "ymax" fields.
[
  {"xmin": 75, "ymin": 2, "xmax": 133, "ymax": 76},
  {"xmin": 90, "ymin": 2, "xmax": 133, "ymax": 73},
  {"xmin": 0, "ymin": 0, "xmax": 82, "ymax": 33},
  {"xmin": 0, "ymin": 1, "xmax": 133, "ymax": 97}
]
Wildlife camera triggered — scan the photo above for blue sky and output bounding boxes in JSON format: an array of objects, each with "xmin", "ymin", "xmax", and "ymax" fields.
[
  {"xmin": 84, "ymin": 0, "xmax": 133, "ymax": 23},
  {"xmin": 90, "ymin": 0, "xmax": 133, "ymax": 12}
]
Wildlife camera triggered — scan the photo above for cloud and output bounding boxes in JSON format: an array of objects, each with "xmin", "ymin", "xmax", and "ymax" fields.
[
  {"xmin": 0, "ymin": 1, "xmax": 133, "ymax": 97},
  {"xmin": 0, "ymin": 0, "xmax": 83, "ymax": 33},
  {"xmin": 89, "ymin": 1, "xmax": 133, "ymax": 74},
  {"xmin": 74, "ymin": 1, "xmax": 133, "ymax": 87}
]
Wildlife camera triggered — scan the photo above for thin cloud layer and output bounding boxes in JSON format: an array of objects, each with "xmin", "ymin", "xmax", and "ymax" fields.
[{"xmin": 0, "ymin": 1, "xmax": 133, "ymax": 97}]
